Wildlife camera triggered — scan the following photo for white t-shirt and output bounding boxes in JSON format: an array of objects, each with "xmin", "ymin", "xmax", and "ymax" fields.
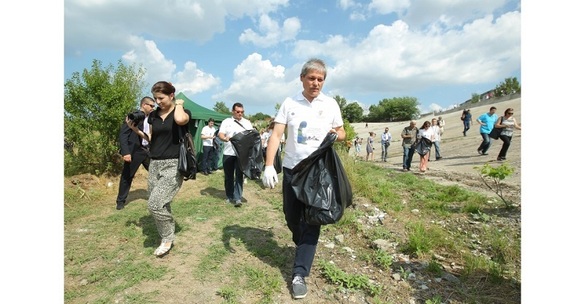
[
  {"xmin": 218, "ymin": 117, "xmax": 253, "ymax": 156},
  {"xmin": 430, "ymin": 125, "xmax": 441, "ymax": 142},
  {"xmin": 274, "ymin": 92, "xmax": 344, "ymax": 169},
  {"xmin": 261, "ymin": 131, "xmax": 271, "ymax": 148},
  {"xmin": 419, "ymin": 128, "xmax": 434, "ymax": 141},
  {"xmin": 201, "ymin": 125, "xmax": 216, "ymax": 147}
]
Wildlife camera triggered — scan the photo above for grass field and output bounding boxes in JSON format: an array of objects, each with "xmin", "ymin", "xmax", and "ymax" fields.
[{"xmin": 64, "ymin": 150, "xmax": 520, "ymax": 303}]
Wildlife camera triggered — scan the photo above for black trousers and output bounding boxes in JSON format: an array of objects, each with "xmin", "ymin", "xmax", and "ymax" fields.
[
  {"xmin": 201, "ymin": 145, "xmax": 214, "ymax": 173},
  {"xmin": 497, "ymin": 135, "xmax": 512, "ymax": 159},
  {"xmin": 116, "ymin": 147, "xmax": 150, "ymax": 203},
  {"xmin": 282, "ymin": 168, "xmax": 321, "ymax": 278}
]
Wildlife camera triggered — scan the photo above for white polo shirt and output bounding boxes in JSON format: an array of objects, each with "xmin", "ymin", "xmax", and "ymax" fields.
[
  {"xmin": 218, "ymin": 116, "xmax": 253, "ymax": 156},
  {"xmin": 201, "ymin": 125, "xmax": 216, "ymax": 147},
  {"xmin": 274, "ymin": 92, "xmax": 344, "ymax": 169}
]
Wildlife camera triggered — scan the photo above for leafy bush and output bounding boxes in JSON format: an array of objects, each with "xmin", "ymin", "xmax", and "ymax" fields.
[{"xmin": 64, "ymin": 59, "xmax": 146, "ymax": 176}]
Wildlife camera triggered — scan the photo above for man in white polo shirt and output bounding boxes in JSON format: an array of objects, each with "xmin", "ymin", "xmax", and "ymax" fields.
[
  {"xmin": 218, "ymin": 103, "xmax": 253, "ymax": 207},
  {"xmin": 262, "ymin": 58, "xmax": 346, "ymax": 300}
]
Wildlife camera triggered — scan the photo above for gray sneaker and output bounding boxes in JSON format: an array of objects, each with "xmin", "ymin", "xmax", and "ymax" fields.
[
  {"xmin": 234, "ymin": 200, "xmax": 242, "ymax": 207},
  {"xmin": 291, "ymin": 274, "xmax": 307, "ymax": 299}
]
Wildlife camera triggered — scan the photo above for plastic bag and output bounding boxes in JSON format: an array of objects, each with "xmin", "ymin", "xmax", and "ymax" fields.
[
  {"xmin": 415, "ymin": 137, "xmax": 432, "ymax": 156},
  {"xmin": 230, "ymin": 129, "xmax": 264, "ymax": 180},
  {"xmin": 273, "ymin": 147, "xmax": 282, "ymax": 174},
  {"xmin": 291, "ymin": 133, "xmax": 353, "ymax": 225},
  {"xmin": 178, "ymin": 126, "xmax": 197, "ymax": 180}
]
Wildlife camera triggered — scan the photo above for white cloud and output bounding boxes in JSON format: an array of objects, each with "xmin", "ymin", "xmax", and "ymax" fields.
[
  {"xmin": 338, "ymin": 0, "xmax": 357, "ymax": 10},
  {"xmin": 122, "ymin": 37, "xmax": 175, "ymax": 83},
  {"xmin": 213, "ymin": 53, "xmax": 297, "ymax": 112},
  {"xmin": 400, "ymin": 0, "xmax": 510, "ymax": 28},
  {"xmin": 65, "ymin": 0, "xmax": 520, "ymax": 114},
  {"xmin": 122, "ymin": 37, "xmax": 219, "ymax": 95},
  {"xmin": 349, "ymin": 12, "xmax": 366, "ymax": 21},
  {"xmin": 174, "ymin": 62, "xmax": 221, "ymax": 95},
  {"xmin": 368, "ymin": 0, "xmax": 410, "ymax": 15},
  {"xmin": 64, "ymin": 0, "xmax": 290, "ymax": 55},
  {"xmin": 239, "ymin": 14, "xmax": 301, "ymax": 47},
  {"xmin": 296, "ymin": 11, "xmax": 520, "ymax": 101}
]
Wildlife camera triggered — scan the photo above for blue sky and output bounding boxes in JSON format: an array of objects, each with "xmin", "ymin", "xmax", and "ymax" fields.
[{"xmin": 64, "ymin": 0, "xmax": 521, "ymax": 116}]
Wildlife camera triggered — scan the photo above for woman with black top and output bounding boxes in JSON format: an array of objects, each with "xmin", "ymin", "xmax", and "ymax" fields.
[{"xmin": 127, "ymin": 81, "xmax": 191, "ymax": 257}]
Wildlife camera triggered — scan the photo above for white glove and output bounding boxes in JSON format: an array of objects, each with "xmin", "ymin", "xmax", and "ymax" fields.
[{"xmin": 262, "ymin": 165, "xmax": 278, "ymax": 189}]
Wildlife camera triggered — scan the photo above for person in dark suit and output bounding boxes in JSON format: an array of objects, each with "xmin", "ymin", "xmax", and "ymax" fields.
[{"xmin": 115, "ymin": 96, "xmax": 156, "ymax": 210}]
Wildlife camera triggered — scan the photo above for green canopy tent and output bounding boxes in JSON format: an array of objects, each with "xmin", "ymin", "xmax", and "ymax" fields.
[{"xmin": 175, "ymin": 92, "xmax": 231, "ymax": 168}]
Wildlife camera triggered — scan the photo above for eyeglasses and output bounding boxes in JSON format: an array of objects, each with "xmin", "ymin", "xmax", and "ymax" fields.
[
  {"xmin": 234, "ymin": 110, "xmax": 244, "ymax": 114},
  {"xmin": 507, "ymin": 112, "xmax": 514, "ymax": 115}
]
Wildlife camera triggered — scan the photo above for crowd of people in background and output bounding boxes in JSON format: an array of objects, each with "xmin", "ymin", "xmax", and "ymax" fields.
[{"xmin": 349, "ymin": 105, "xmax": 521, "ymax": 173}]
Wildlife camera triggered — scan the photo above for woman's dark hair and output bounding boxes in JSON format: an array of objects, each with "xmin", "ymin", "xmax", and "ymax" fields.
[
  {"xmin": 423, "ymin": 121, "xmax": 431, "ymax": 128},
  {"xmin": 151, "ymin": 81, "xmax": 176, "ymax": 97}
]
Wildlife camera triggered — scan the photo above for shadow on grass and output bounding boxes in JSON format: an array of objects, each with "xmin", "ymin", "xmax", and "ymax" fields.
[
  {"xmin": 126, "ymin": 213, "xmax": 183, "ymax": 249},
  {"xmin": 221, "ymin": 224, "xmax": 294, "ymax": 281},
  {"xmin": 127, "ymin": 189, "xmax": 149, "ymax": 204},
  {"xmin": 199, "ymin": 186, "xmax": 227, "ymax": 200}
]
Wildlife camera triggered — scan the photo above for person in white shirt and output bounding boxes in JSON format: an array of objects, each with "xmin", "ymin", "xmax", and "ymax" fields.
[
  {"xmin": 430, "ymin": 118, "xmax": 443, "ymax": 160},
  {"xmin": 380, "ymin": 127, "xmax": 391, "ymax": 162},
  {"xmin": 437, "ymin": 116, "xmax": 445, "ymax": 136},
  {"xmin": 200, "ymin": 118, "xmax": 216, "ymax": 175},
  {"xmin": 261, "ymin": 120, "xmax": 283, "ymax": 161},
  {"xmin": 262, "ymin": 58, "xmax": 346, "ymax": 300},
  {"xmin": 417, "ymin": 121, "xmax": 434, "ymax": 172},
  {"xmin": 218, "ymin": 102, "xmax": 253, "ymax": 207}
]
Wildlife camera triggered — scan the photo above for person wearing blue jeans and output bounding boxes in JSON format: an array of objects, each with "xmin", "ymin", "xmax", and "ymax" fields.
[
  {"xmin": 462, "ymin": 109, "xmax": 472, "ymax": 136},
  {"xmin": 380, "ymin": 127, "xmax": 391, "ymax": 162},
  {"xmin": 430, "ymin": 118, "xmax": 442, "ymax": 160},
  {"xmin": 218, "ymin": 102, "xmax": 253, "ymax": 207},
  {"xmin": 262, "ymin": 58, "xmax": 346, "ymax": 300},
  {"xmin": 222, "ymin": 154, "xmax": 243, "ymax": 204},
  {"xmin": 400, "ymin": 120, "xmax": 418, "ymax": 171},
  {"xmin": 282, "ymin": 168, "xmax": 321, "ymax": 277},
  {"xmin": 476, "ymin": 106, "xmax": 498, "ymax": 155},
  {"xmin": 200, "ymin": 118, "xmax": 216, "ymax": 175}
]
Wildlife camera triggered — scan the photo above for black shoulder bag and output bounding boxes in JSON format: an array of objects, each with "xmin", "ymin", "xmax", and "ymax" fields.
[
  {"xmin": 178, "ymin": 124, "xmax": 198, "ymax": 180},
  {"xmin": 488, "ymin": 117, "xmax": 504, "ymax": 140}
]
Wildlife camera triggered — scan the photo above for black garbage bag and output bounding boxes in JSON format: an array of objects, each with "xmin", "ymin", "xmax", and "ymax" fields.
[
  {"xmin": 230, "ymin": 129, "xmax": 264, "ymax": 180},
  {"xmin": 415, "ymin": 137, "xmax": 432, "ymax": 156},
  {"xmin": 291, "ymin": 133, "xmax": 353, "ymax": 225}
]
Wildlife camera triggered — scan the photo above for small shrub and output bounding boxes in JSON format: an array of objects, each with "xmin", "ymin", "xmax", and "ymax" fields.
[{"xmin": 474, "ymin": 163, "xmax": 516, "ymax": 207}]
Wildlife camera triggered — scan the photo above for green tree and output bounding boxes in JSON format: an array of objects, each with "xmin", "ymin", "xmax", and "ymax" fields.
[
  {"xmin": 494, "ymin": 77, "xmax": 521, "ymax": 97},
  {"xmin": 366, "ymin": 97, "xmax": 420, "ymax": 122},
  {"xmin": 334, "ymin": 95, "xmax": 348, "ymax": 111},
  {"xmin": 343, "ymin": 102, "xmax": 363, "ymax": 123},
  {"xmin": 471, "ymin": 93, "xmax": 480, "ymax": 103},
  {"xmin": 248, "ymin": 112, "xmax": 272, "ymax": 123},
  {"xmin": 64, "ymin": 59, "xmax": 146, "ymax": 176},
  {"xmin": 213, "ymin": 101, "xmax": 230, "ymax": 114}
]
